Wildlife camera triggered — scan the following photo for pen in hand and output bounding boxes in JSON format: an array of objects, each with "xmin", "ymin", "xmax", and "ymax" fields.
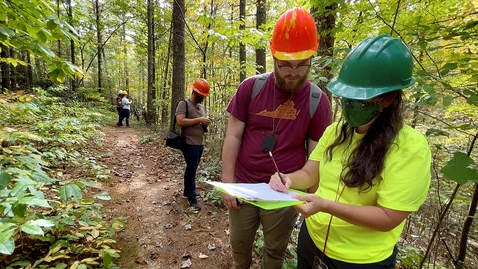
[{"xmin": 268, "ymin": 151, "xmax": 287, "ymax": 191}]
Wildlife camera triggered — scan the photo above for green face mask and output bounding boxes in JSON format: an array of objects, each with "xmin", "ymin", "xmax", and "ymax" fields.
[{"xmin": 342, "ymin": 98, "xmax": 381, "ymax": 127}]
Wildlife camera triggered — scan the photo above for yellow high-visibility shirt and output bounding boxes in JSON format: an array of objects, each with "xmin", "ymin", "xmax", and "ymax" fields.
[{"xmin": 306, "ymin": 122, "xmax": 431, "ymax": 264}]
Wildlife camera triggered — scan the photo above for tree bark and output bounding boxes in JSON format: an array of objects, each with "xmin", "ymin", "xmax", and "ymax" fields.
[
  {"xmin": 239, "ymin": 0, "xmax": 246, "ymax": 82},
  {"xmin": 312, "ymin": 4, "xmax": 337, "ymax": 101},
  {"xmin": 457, "ymin": 182, "xmax": 478, "ymax": 267},
  {"xmin": 161, "ymin": 27, "xmax": 173, "ymax": 125},
  {"xmin": 95, "ymin": 0, "xmax": 103, "ymax": 91},
  {"xmin": 171, "ymin": 0, "xmax": 186, "ymax": 129},
  {"xmin": 1, "ymin": 44, "xmax": 11, "ymax": 92},
  {"xmin": 25, "ymin": 50, "xmax": 33, "ymax": 91},
  {"xmin": 67, "ymin": 0, "xmax": 77, "ymax": 92},
  {"xmin": 57, "ymin": 0, "xmax": 61, "ymax": 58},
  {"xmin": 255, "ymin": 0, "xmax": 266, "ymax": 75},
  {"xmin": 10, "ymin": 48, "xmax": 17, "ymax": 90},
  {"xmin": 146, "ymin": 0, "xmax": 157, "ymax": 124}
]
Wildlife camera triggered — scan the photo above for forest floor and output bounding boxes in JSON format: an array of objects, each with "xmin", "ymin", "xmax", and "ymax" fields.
[{"xmin": 95, "ymin": 123, "xmax": 242, "ymax": 269}]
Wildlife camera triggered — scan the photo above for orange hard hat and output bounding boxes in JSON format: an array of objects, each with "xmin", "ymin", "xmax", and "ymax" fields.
[
  {"xmin": 270, "ymin": 7, "xmax": 319, "ymax": 61},
  {"xmin": 190, "ymin": 78, "xmax": 210, "ymax": 97}
]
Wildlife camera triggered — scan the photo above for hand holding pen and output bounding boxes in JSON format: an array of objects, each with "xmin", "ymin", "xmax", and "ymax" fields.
[{"xmin": 268, "ymin": 151, "xmax": 291, "ymax": 193}]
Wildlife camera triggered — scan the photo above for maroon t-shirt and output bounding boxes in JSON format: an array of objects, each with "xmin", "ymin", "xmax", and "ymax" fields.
[{"xmin": 227, "ymin": 73, "xmax": 332, "ymax": 183}]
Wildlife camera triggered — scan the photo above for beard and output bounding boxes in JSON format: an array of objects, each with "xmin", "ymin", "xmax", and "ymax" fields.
[{"xmin": 273, "ymin": 65, "xmax": 310, "ymax": 94}]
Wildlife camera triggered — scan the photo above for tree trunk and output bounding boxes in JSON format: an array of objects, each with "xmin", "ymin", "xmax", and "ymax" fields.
[
  {"xmin": 123, "ymin": 20, "xmax": 129, "ymax": 90},
  {"xmin": 67, "ymin": 0, "xmax": 77, "ymax": 92},
  {"xmin": 95, "ymin": 0, "xmax": 103, "ymax": 91},
  {"xmin": 171, "ymin": 0, "xmax": 186, "ymax": 129},
  {"xmin": 25, "ymin": 50, "xmax": 33, "ymax": 91},
  {"xmin": 146, "ymin": 0, "xmax": 157, "ymax": 124},
  {"xmin": 161, "ymin": 27, "xmax": 173, "ymax": 125},
  {"xmin": 56, "ymin": 0, "xmax": 62, "ymax": 59},
  {"xmin": 10, "ymin": 48, "xmax": 17, "ymax": 90},
  {"xmin": 239, "ymin": 0, "xmax": 246, "ymax": 82},
  {"xmin": 457, "ymin": 132, "xmax": 478, "ymax": 266},
  {"xmin": 457, "ymin": 182, "xmax": 478, "ymax": 267},
  {"xmin": 1, "ymin": 44, "xmax": 11, "ymax": 92},
  {"xmin": 312, "ymin": 3, "xmax": 337, "ymax": 101},
  {"xmin": 255, "ymin": 0, "xmax": 266, "ymax": 74}
]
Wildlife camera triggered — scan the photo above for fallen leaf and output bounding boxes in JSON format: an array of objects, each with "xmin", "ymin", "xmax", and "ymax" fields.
[
  {"xmin": 135, "ymin": 258, "xmax": 148, "ymax": 266},
  {"xmin": 180, "ymin": 258, "xmax": 192, "ymax": 268},
  {"xmin": 199, "ymin": 253, "xmax": 208, "ymax": 259}
]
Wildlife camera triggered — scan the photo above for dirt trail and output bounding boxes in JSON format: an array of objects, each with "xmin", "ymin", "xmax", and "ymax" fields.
[{"xmin": 97, "ymin": 125, "xmax": 233, "ymax": 269}]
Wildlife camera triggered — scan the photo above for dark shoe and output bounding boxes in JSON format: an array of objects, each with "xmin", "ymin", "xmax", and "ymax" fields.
[
  {"xmin": 182, "ymin": 192, "xmax": 200, "ymax": 199},
  {"xmin": 188, "ymin": 198, "xmax": 201, "ymax": 210}
]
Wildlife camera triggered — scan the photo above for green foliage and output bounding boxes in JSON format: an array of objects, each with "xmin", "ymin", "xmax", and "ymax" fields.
[
  {"xmin": 203, "ymin": 188, "xmax": 223, "ymax": 207},
  {"xmin": 441, "ymin": 152, "xmax": 478, "ymax": 185},
  {"xmin": 0, "ymin": 91, "xmax": 121, "ymax": 268},
  {"xmin": 397, "ymin": 245, "xmax": 424, "ymax": 268},
  {"xmin": 139, "ymin": 135, "xmax": 154, "ymax": 144},
  {"xmin": 0, "ymin": 0, "xmax": 83, "ymax": 82}
]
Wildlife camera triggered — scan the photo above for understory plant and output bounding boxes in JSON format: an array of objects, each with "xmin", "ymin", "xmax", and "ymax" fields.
[{"xmin": 0, "ymin": 87, "xmax": 123, "ymax": 268}]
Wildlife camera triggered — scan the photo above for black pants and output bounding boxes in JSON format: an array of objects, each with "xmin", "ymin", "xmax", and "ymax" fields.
[
  {"xmin": 116, "ymin": 107, "xmax": 123, "ymax": 126},
  {"xmin": 181, "ymin": 144, "xmax": 204, "ymax": 199},
  {"xmin": 297, "ymin": 221, "xmax": 397, "ymax": 269},
  {"xmin": 117, "ymin": 109, "xmax": 130, "ymax": 127}
]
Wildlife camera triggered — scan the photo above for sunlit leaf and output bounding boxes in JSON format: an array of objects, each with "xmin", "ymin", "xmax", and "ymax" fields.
[
  {"xmin": 20, "ymin": 222, "xmax": 44, "ymax": 235},
  {"xmin": 18, "ymin": 196, "xmax": 51, "ymax": 208},
  {"xmin": 39, "ymin": 43, "xmax": 55, "ymax": 57},
  {"xmin": 0, "ymin": 27, "xmax": 15, "ymax": 38},
  {"xmin": 30, "ymin": 219, "xmax": 55, "ymax": 227},
  {"xmin": 93, "ymin": 192, "xmax": 111, "ymax": 201},
  {"xmin": 0, "ymin": 237, "xmax": 15, "ymax": 255},
  {"xmin": 59, "ymin": 183, "xmax": 82, "ymax": 202}
]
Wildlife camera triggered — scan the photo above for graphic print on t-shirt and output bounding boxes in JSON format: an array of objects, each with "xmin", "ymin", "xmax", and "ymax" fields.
[{"xmin": 256, "ymin": 100, "xmax": 300, "ymax": 120}]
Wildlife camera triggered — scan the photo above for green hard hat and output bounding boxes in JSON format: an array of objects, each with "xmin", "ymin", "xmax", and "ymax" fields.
[{"xmin": 327, "ymin": 34, "xmax": 416, "ymax": 100}]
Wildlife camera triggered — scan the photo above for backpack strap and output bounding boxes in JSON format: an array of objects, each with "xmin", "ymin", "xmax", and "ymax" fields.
[
  {"xmin": 251, "ymin": 72, "xmax": 272, "ymax": 99},
  {"xmin": 251, "ymin": 72, "xmax": 322, "ymax": 118},
  {"xmin": 309, "ymin": 84, "xmax": 322, "ymax": 118},
  {"xmin": 173, "ymin": 99, "xmax": 188, "ymax": 134}
]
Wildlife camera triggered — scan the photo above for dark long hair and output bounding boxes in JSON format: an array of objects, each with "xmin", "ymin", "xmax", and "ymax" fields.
[{"xmin": 325, "ymin": 90, "xmax": 404, "ymax": 192}]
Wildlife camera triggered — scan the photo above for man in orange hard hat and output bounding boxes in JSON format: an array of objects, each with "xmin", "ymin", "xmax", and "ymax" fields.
[
  {"xmin": 176, "ymin": 78, "xmax": 212, "ymax": 210},
  {"xmin": 221, "ymin": 7, "xmax": 333, "ymax": 269}
]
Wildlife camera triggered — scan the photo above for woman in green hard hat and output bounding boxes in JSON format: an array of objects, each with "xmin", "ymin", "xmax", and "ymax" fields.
[{"xmin": 269, "ymin": 34, "xmax": 431, "ymax": 268}]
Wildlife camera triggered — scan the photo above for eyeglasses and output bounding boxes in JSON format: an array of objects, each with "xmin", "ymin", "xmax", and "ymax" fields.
[{"xmin": 276, "ymin": 61, "xmax": 311, "ymax": 73}]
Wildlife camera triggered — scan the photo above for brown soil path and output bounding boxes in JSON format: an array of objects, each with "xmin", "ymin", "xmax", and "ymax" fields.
[{"xmin": 96, "ymin": 125, "xmax": 233, "ymax": 269}]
